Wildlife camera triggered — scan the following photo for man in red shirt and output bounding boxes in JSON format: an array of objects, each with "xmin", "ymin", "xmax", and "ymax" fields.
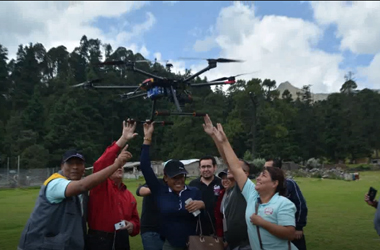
[{"xmin": 86, "ymin": 120, "xmax": 140, "ymax": 250}]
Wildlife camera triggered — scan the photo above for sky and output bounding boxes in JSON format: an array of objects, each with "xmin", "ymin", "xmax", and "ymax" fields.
[{"xmin": 0, "ymin": 1, "xmax": 379, "ymax": 93}]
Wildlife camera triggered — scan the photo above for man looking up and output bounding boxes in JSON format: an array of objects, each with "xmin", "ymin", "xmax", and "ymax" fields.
[
  {"xmin": 265, "ymin": 158, "xmax": 308, "ymax": 250},
  {"xmin": 189, "ymin": 155, "xmax": 223, "ymax": 236},
  {"xmin": 86, "ymin": 120, "xmax": 140, "ymax": 250},
  {"xmin": 18, "ymin": 146, "xmax": 131, "ymax": 250}
]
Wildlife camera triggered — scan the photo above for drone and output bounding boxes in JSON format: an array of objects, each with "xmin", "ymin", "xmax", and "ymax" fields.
[{"xmin": 72, "ymin": 57, "xmax": 254, "ymax": 125}]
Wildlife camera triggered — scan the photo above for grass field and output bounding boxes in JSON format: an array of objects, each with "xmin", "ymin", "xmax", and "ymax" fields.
[{"xmin": 1, "ymin": 172, "xmax": 380, "ymax": 250}]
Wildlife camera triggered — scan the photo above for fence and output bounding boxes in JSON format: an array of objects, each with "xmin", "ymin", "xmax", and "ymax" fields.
[{"xmin": 0, "ymin": 167, "xmax": 60, "ymax": 189}]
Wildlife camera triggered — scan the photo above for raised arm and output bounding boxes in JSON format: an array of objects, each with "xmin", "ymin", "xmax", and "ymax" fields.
[
  {"xmin": 94, "ymin": 119, "xmax": 138, "ymax": 173},
  {"xmin": 65, "ymin": 145, "xmax": 132, "ymax": 197},
  {"xmin": 139, "ymin": 122, "xmax": 161, "ymax": 193},
  {"xmin": 203, "ymin": 115, "xmax": 229, "ymax": 167},
  {"xmin": 204, "ymin": 118, "xmax": 247, "ymax": 191}
]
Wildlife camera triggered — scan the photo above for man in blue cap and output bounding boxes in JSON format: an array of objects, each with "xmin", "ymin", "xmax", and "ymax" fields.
[{"xmin": 18, "ymin": 145, "xmax": 132, "ymax": 250}]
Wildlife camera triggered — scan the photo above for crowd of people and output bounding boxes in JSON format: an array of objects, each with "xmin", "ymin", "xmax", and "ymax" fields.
[{"xmin": 17, "ymin": 115, "xmax": 312, "ymax": 250}]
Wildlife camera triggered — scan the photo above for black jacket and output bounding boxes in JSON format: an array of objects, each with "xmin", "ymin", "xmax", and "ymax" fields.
[{"xmin": 285, "ymin": 178, "xmax": 308, "ymax": 231}]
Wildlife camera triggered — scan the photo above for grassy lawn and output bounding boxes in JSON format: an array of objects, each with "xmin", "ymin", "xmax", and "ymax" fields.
[{"xmin": 1, "ymin": 173, "xmax": 380, "ymax": 250}]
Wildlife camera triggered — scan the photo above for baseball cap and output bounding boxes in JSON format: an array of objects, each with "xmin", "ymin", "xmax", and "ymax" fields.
[
  {"xmin": 218, "ymin": 168, "xmax": 228, "ymax": 178},
  {"xmin": 164, "ymin": 159, "xmax": 188, "ymax": 178},
  {"xmin": 62, "ymin": 149, "xmax": 85, "ymax": 163}
]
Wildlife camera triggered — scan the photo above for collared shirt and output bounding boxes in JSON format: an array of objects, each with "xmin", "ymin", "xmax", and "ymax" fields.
[
  {"xmin": 87, "ymin": 141, "xmax": 140, "ymax": 235},
  {"xmin": 242, "ymin": 179, "xmax": 297, "ymax": 250},
  {"xmin": 140, "ymin": 144, "xmax": 202, "ymax": 248},
  {"xmin": 189, "ymin": 176, "xmax": 223, "ymax": 235}
]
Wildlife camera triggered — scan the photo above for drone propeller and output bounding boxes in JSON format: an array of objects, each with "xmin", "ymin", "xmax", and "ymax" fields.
[
  {"xmin": 71, "ymin": 78, "xmax": 102, "ymax": 88},
  {"xmin": 210, "ymin": 71, "xmax": 259, "ymax": 82},
  {"xmin": 178, "ymin": 57, "xmax": 244, "ymax": 63},
  {"xmin": 97, "ymin": 59, "xmax": 150, "ymax": 66}
]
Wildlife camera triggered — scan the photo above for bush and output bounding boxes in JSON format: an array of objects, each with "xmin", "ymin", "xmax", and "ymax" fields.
[
  {"xmin": 252, "ymin": 158, "xmax": 265, "ymax": 173},
  {"xmin": 243, "ymin": 150, "xmax": 254, "ymax": 161},
  {"xmin": 306, "ymin": 158, "xmax": 321, "ymax": 169}
]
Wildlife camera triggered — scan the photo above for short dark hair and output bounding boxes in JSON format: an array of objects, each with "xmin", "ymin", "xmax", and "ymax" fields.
[
  {"xmin": 264, "ymin": 166, "xmax": 287, "ymax": 196},
  {"xmin": 265, "ymin": 157, "xmax": 282, "ymax": 169},
  {"xmin": 199, "ymin": 155, "xmax": 217, "ymax": 166},
  {"xmin": 238, "ymin": 158, "xmax": 256, "ymax": 175}
]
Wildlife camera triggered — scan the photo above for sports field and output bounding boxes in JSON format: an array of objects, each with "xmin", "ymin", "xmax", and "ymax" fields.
[{"xmin": 1, "ymin": 172, "xmax": 379, "ymax": 250}]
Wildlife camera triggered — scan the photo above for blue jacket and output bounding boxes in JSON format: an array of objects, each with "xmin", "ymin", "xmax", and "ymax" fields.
[
  {"xmin": 140, "ymin": 144, "xmax": 202, "ymax": 248},
  {"xmin": 285, "ymin": 178, "xmax": 308, "ymax": 231}
]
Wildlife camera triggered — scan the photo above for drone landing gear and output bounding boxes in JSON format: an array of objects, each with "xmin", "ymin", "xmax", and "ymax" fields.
[
  {"xmin": 127, "ymin": 119, "xmax": 174, "ymax": 126},
  {"xmin": 155, "ymin": 110, "xmax": 206, "ymax": 117}
]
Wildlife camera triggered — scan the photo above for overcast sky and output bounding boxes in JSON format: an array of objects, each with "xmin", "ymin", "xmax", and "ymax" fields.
[{"xmin": 0, "ymin": 1, "xmax": 379, "ymax": 93}]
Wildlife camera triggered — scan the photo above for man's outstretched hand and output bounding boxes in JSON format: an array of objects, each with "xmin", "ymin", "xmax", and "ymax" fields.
[
  {"xmin": 115, "ymin": 144, "xmax": 133, "ymax": 166},
  {"xmin": 122, "ymin": 119, "xmax": 138, "ymax": 141},
  {"xmin": 203, "ymin": 114, "xmax": 215, "ymax": 136}
]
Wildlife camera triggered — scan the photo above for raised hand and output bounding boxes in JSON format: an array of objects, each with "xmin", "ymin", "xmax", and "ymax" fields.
[
  {"xmin": 115, "ymin": 144, "xmax": 133, "ymax": 166},
  {"xmin": 212, "ymin": 123, "xmax": 228, "ymax": 143},
  {"xmin": 202, "ymin": 114, "xmax": 214, "ymax": 136},
  {"xmin": 122, "ymin": 119, "xmax": 138, "ymax": 141},
  {"xmin": 143, "ymin": 121, "xmax": 155, "ymax": 138}
]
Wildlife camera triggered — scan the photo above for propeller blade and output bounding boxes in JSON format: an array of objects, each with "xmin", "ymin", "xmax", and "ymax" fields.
[
  {"xmin": 210, "ymin": 71, "xmax": 259, "ymax": 82},
  {"xmin": 135, "ymin": 59, "xmax": 152, "ymax": 63},
  {"xmin": 213, "ymin": 58, "xmax": 244, "ymax": 63},
  {"xmin": 178, "ymin": 57, "xmax": 244, "ymax": 63},
  {"xmin": 98, "ymin": 60, "xmax": 125, "ymax": 66},
  {"xmin": 71, "ymin": 78, "xmax": 103, "ymax": 88}
]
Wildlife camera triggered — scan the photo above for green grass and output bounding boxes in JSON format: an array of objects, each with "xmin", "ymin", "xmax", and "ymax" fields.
[{"xmin": 1, "ymin": 174, "xmax": 380, "ymax": 249}]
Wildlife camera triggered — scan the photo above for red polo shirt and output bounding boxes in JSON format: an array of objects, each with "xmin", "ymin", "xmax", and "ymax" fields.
[{"xmin": 87, "ymin": 142, "xmax": 140, "ymax": 235}]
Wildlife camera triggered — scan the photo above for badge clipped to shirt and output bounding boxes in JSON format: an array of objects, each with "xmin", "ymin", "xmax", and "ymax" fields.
[{"xmin": 213, "ymin": 185, "xmax": 221, "ymax": 196}]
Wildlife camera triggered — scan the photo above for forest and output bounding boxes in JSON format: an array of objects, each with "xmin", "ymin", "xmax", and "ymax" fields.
[{"xmin": 0, "ymin": 35, "xmax": 379, "ymax": 170}]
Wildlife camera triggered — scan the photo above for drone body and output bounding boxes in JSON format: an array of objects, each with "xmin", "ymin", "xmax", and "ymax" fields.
[{"xmin": 72, "ymin": 57, "xmax": 255, "ymax": 125}]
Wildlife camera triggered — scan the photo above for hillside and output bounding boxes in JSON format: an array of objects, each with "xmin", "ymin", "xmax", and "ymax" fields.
[{"xmin": 276, "ymin": 81, "xmax": 330, "ymax": 101}]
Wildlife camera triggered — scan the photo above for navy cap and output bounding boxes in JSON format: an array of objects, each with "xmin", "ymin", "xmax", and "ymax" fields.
[
  {"xmin": 164, "ymin": 159, "xmax": 188, "ymax": 178},
  {"xmin": 218, "ymin": 168, "xmax": 228, "ymax": 178},
  {"xmin": 62, "ymin": 149, "xmax": 85, "ymax": 163}
]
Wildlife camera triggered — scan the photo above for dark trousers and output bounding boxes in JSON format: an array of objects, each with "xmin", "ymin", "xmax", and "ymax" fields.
[
  {"xmin": 86, "ymin": 229, "xmax": 130, "ymax": 250},
  {"xmin": 292, "ymin": 234, "xmax": 306, "ymax": 250}
]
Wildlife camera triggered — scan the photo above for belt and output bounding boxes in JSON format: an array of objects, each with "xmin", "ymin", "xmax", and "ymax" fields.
[{"xmin": 88, "ymin": 229, "xmax": 115, "ymax": 239}]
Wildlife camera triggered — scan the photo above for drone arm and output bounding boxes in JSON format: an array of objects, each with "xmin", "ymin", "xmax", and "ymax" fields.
[
  {"xmin": 190, "ymin": 80, "xmax": 235, "ymax": 87},
  {"xmin": 121, "ymin": 92, "xmax": 147, "ymax": 100},
  {"xmin": 92, "ymin": 85, "xmax": 141, "ymax": 89},
  {"xmin": 130, "ymin": 66, "xmax": 165, "ymax": 80},
  {"xmin": 183, "ymin": 63, "xmax": 216, "ymax": 83},
  {"xmin": 170, "ymin": 86, "xmax": 182, "ymax": 112}
]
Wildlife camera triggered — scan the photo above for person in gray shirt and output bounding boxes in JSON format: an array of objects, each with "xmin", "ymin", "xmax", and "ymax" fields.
[
  {"xmin": 365, "ymin": 192, "xmax": 380, "ymax": 235},
  {"xmin": 203, "ymin": 115, "xmax": 254, "ymax": 250}
]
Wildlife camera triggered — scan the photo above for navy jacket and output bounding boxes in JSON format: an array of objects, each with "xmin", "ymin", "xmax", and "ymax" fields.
[
  {"xmin": 285, "ymin": 178, "xmax": 308, "ymax": 231},
  {"xmin": 140, "ymin": 144, "xmax": 201, "ymax": 248}
]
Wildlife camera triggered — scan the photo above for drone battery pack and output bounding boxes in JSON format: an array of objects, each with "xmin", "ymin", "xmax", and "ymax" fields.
[{"xmin": 147, "ymin": 86, "xmax": 165, "ymax": 99}]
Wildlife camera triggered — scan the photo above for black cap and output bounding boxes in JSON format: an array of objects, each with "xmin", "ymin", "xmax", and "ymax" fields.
[
  {"xmin": 218, "ymin": 168, "xmax": 228, "ymax": 178},
  {"xmin": 164, "ymin": 160, "xmax": 188, "ymax": 178},
  {"xmin": 62, "ymin": 149, "xmax": 85, "ymax": 163}
]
